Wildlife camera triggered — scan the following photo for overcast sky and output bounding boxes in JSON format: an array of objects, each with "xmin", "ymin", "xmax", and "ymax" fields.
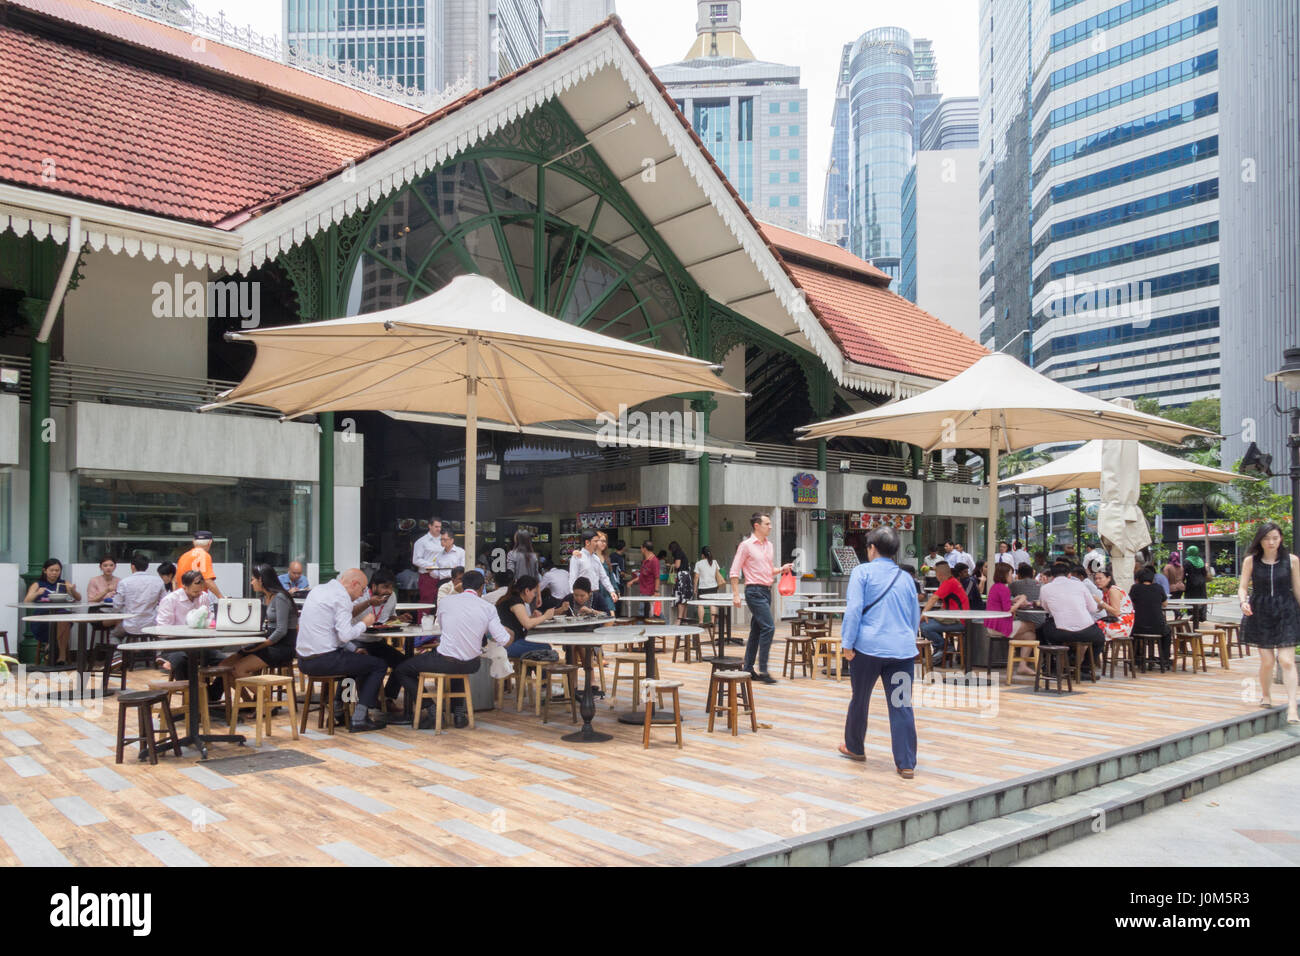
[{"xmin": 156, "ymin": 0, "xmax": 980, "ymax": 224}]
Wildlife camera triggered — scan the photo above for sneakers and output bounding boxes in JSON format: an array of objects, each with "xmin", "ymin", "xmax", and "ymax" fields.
[
  {"xmin": 753, "ymin": 672, "xmax": 778, "ymax": 684},
  {"xmin": 453, "ymin": 712, "xmax": 469, "ymax": 729},
  {"xmin": 347, "ymin": 718, "xmax": 385, "ymax": 733}
]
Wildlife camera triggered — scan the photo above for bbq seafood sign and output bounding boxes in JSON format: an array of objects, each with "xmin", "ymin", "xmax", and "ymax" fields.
[
  {"xmin": 864, "ymin": 479, "xmax": 911, "ymax": 511},
  {"xmin": 791, "ymin": 472, "xmax": 820, "ymax": 505}
]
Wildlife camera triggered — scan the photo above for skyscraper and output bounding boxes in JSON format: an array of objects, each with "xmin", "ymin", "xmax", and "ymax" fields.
[
  {"xmin": 543, "ymin": 0, "xmax": 615, "ymax": 52},
  {"xmin": 284, "ymin": 0, "xmax": 546, "ymax": 93},
  {"xmin": 912, "ymin": 38, "xmax": 941, "ymax": 154},
  {"xmin": 844, "ymin": 26, "xmax": 915, "ymax": 276},
  {"xmin": 820, "ymin": 42, "xmax": 852, "ymax": 247},
  {"xmin": 655, "ymin": 2, "xmax": 809, "ymax": 232},
  {"xmin": 979, "ymin": 0, "xmax": 1221, "ymax": 406}
]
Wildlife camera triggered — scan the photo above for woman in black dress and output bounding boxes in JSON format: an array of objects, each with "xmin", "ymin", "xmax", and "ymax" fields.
[
  {"xmin": 670, "ymin": 542, "xmax": 693, "ymax": 624},
  {"xmin": 1239, "ymin": 522, "xmax": 1300, "ymax": 722}
]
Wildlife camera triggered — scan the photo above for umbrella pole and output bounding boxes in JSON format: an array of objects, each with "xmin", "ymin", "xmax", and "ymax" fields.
[
  {"xmin": 988, "ymin": 432, "xmax": 999, "ymax": 573},
  {"xmin": 465, "ymin": 338, "xmax": 478, "ymax": 563}
]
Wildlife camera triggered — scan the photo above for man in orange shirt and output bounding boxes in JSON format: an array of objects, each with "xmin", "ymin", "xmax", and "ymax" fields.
[{"xmin": 175, "ymin": 531, "xmax": 224, "ymax": 598}]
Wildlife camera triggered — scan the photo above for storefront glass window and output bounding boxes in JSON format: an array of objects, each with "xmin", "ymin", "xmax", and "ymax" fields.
[
  {"xmin": 0, "ymin": 469, "xmax": 10, "ymax": 564},
  {"xmin": 76, "ymin": 474, "xmax": 312, "ymax": 571}
]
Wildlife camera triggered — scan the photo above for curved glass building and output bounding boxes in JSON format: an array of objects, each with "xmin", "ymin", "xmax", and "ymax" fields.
[{"xmin": 846, "ymin": 26, "xmax": 914, "ymax": 277}]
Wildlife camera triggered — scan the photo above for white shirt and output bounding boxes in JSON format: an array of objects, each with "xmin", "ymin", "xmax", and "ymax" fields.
[
  {"xmin": 435, "ymin": 590, "xmax": 511, "ymax": 661},
  {"xmin": 412, "ymin": 532, "xmax": 440, "ymax": 574},
  {"xmin": 297, "ymin": 578, "xmax": 368, "ymax": 657},
  {"xmin": 1038, "ymin": 577, "xmax": 1098, "ymax": 631},
  {"xmin": 1083, "ymin": 548, "xmax": 1107, "ymax": 573},
  {"xmin": 947, "ymin": 550, "xmax": 974, "ymax": 572},
  {"xmin": 924, "ymin": 553, "xmax": 943, "ymax": 568},
  {"xmin": 1011, "ymin": 549, "xmax": 1032, "ymax": 568},
  {"xmin": 1081, "ymin": 577, "xmax": 1106, "ymax": 619},
  {"xmin": 431, "ymin": 545, "xmax": 466, "ymax": 581},
  {"xmin": 351, "ymin": 590, "xmax": 396, "ymax": 626},
  {"xmin": 994, "ymin": 552, "xmax": 1017, "ymax": 566},
  {"xmin": 155, "ymin": 589, "xmax": 212, "ymax": 627},
  {"xmin": 694, "ymin": 559, "xmax": 720, "ymax": 587},
  {"xmin": 569, "ymin": 547, "xmax": 615, "ymax": 597},
  {"xmin": 113, "ymin": 570, "xmax": 166, "ymax": 633},
  {"xmin": 539, "ymin": 568, "xmax": 570, "ymax": 597}
]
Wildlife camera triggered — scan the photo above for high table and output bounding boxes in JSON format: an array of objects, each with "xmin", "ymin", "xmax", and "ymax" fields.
[
  {"xmin": 22, "ymin": 613, "xmax": 126, "ymax": 698},
  {"xmin": 688, "ymin": 596, "xmax": 738, "ymax": 651},
  {"xmin": 394, "ymin": 603, "xmax": 435, "ymax": 613},
  {"xmin": 805, "ymin": 604, "xmax": 846, "ymax": 640},
  {"xmin": 617, "ymin": 595, "xmax": 666, "ymax": 622},
  {"xmin": 533, "ymin": 616, "xmax": 631, "ymax": 632},
  {"xmin": 532, "ymin": 630, "xmax": 647, "ymax": 742},
  {"xmin": 137, "ymin": 626, "xmax": 264, "ymax": 759},
  {"xmin": 921, "ymin": 609, "xmax": 1012, "ymax": 673}
]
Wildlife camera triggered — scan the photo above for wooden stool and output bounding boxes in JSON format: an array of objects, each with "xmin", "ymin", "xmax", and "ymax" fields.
[
  {"xmin": 914, "ymin": 640, "xmax": 932, "ymax": 678},
  {"xmin": 541, "ymin": 663, "xmax": 579, "ymax": 724},
  {"xmin": 269, "ymin": 662, "xmax": 300, "ymax": 703},
  {"xmin": 706, "ymin": 670, "xmax": 757, "ymax": 736},
  {"xmin": 608, "ymin": 652, "xmax": 644, "ymax": 709},
  {"xmin": 197, "ymin": 664, "xmax": 236, "ymax": 733},
  {"xmin": 782, "ymin": 633, "xmax": 815, "ymax": 679},
  {"xmin": 1006, "ymin": 640, "xmax": 1040, "ymax": 685},
  {"xmin": 1220, "ymin": 621, "xmax": 1248, "ymax": 658},
  {"xmin": 1177, "ymin": 633, "xmax": 1207, "ymax": 673},
  {"xmin": 114, "ymin": 689, "xmax": 182, "ymax": 765},
  {"xmin": 515, "ymin": 658, "xmax": 566, "ymax": 715},
  {"xmin": 147, "ymin": 679, "xmax": 190, "ymax": 731},
  {"xmin": 233, "ymin": 674, "xmax": 300, "ymax": 746},
  {"xmin": 1070, "ymin": 642, "xmax": 1098, "ymax": 683},
  {"xmin": 985, "ymin": 634, "xmax": 1009, "ymax": 684},
  {"xmin": 1132, "ymin": 632, "xmax": 1168, "ymax": 672},
  {"xmin": 299, "ymin": 674, "xmax": 348, "ymax": 735},
  {"xmin": 811, "ymin": 634, "xmax": 843, "ymax": 680},
  {"xmin": 701, "ymin": 621, "xmax": 721, "ymax": 658},
  {"xmin": 1198, "ymin": 625, "xmax": 1230, "ymax": 669},
  {"xmin": 641, "ymin": 678, "xmax": 683, "ymax": 749},
  {"xmin": 671, "ymin": 631, "xmax": 703, "ymax": 663},
  {"xmin": 413, "ymin": 672, "xmax": 475, "ymax": 733},
  {"xmin": 1105, "ymin": 638, "xmax": 1136, "ymax": 678},
  {"xmin": 1034, "ymin": 645, "xmax": 1072, "ymax": 693},
  {"xmin": 941, "ymin": 631, "xmax": 964, "ymax": 669}
]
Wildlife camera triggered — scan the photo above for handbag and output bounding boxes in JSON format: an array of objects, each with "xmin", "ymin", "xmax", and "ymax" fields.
[
  {"xmin": 216, "ymin": 598, "xmax": 263, "ymax": 631},
  {"xmin": 777, "ymin": 570, "xmax": 796, "ymax": 596}
]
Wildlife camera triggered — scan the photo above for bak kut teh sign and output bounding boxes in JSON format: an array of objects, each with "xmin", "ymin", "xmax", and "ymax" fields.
[{"xmin": 864, "ymin": 479, "xmax": 911, "ymax": 511}]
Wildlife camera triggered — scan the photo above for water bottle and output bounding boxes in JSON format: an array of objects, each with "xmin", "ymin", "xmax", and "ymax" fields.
[{"xmin": 421, "ymin": 613, "xmax": 434, "ymax": 632}]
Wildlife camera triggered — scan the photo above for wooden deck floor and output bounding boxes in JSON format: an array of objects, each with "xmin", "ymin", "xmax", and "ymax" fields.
[{"xmin": 0, "ymin": 633, "xmax": 1265, "ymax": 866}]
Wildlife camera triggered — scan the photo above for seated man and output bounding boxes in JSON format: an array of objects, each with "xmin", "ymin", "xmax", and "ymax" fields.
[
  {"xmin": 296, "ymin": 569, "xmax": 386, "ymax": 733},
  {"xmin": 438, "ymin": 566, "xmax": 465, "ymax": 600},
  {"xmin": 279, "ymin": 560, "xmax": 311, "ymax": 596},
  {"xmin": 1037, "ymin": 563, "xmax": 1106, "ymax": 675},
  {"xmin": 155, "ymin": 571, "xmax": 215, "ymax": 679},
  {"xmin": 348, "ymin": 568, "xmax": 412, "ymax": 713},
  {"xmin": 396, "ymin": 571, "xmax": 510, "ymax": 729},
  {"xmin": 569, "ymin": 577, "xmax": 611, "ymax": 618},
  {"xmin": 919, "ymin": 561, "xmax": 967, "ymax": 665},
  {"xmin": 109, "ymin": 551, "xmax": 166, "ymax": 673},
  {"xmin": 538, "ymin": 560, "xmax": 571, "ymax": 612}
]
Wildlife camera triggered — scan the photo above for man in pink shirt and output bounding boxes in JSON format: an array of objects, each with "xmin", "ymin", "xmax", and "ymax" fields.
[{"xmin": 729, "ymin": 512, "xmax": 793, "ymax": 683}]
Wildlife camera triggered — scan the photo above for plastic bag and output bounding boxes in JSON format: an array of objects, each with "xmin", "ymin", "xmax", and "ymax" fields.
[
  {"xmin": 186, "ymin": 606, "xmax": 209, "ymax": 629},
  {"xmin": 778, "ymin": 569, "xmax": 796, "ymax": 596}
]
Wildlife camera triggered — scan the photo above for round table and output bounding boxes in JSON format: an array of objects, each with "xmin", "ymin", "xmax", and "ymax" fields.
[
  {"xmin": 617, "ymin": 595, "xmax": 667, "ymax": 622},
  {"xmin": 688, "ymin": 596, "xmax": 739, "ymax": 651},
  {"xmin": 921, "ymin": 609, "xmax": 1013, "ymax": 673},
  {"xmin": 22, "ymin": 612, "xmax": 126, "ymax": 697},
  {"xmin": 136, "ymin": 627, "xmax": 267, "ymax": 758},
  {"xmin": 533, "ymin": 616, "xmax": 630, "ymax": 632},
  {"xmin": 532, "ymin": 630, "xmax": 648, "ymax": 742},
  {"xmin": 394, "ymin": 603, "xmax": 435, "ymax": 613}
]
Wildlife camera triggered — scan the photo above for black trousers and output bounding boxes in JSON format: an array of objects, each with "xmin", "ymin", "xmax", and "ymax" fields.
[
  {"xmin": 298, "ymin": 649, "xmax": 386, "ymax": 711},
  {"xmin": 1039, "ymin": 620, "xmax": 1106, "ymax": 671},
  {"xmin": 357, "ymin": 640, "xmax": 410, "ymax": 699},
  {"xmin": 395, "ymin": 651, "xmax": 480, "ymax": 715}
]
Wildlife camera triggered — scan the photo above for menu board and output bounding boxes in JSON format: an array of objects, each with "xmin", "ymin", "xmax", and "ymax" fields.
[
  {"xmin": 831, "ymin": 546, "xmax": 860, "ymax": 574},
  {"xmin": 576, "ymin": 506, "xmax": 671, "ymax": 528}
]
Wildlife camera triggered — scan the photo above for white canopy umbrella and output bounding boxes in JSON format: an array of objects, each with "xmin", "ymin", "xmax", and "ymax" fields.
[
  {"xmin": 999, "ymin": 439, "xmax": 1246, "ymax": 491},
  {"xmin": 1097, "ymin": 400, "xmax": 1151, "ymax": 593},
  {"xmin": 797, "ymin": 353, "xmax": 1216, "ymax": 569},
  {"xmin": 202, "ymin": 274, "xmax": 746, "ymax": 552}
]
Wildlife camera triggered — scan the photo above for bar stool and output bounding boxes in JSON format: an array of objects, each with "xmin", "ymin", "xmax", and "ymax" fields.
[
  {"xmin": 1006, "ymin": 640, "xmax": 1040, "ymax": 685},
  {"xmin": 1070, "ymin": 643, "xmax": 1098, "ymax": 683},
  {"xmin": 811, "ymin": 634, "xmax": 844, "ymax": 680},
  {"xmin": 1220, "ymin": 621, "xmax": 1248, "ymax": 658},
  {"xmin": 198, "ymin": 664, "xmax": 236, "ymax": 733},
  {"xmin": 540, "ymin": 663, "xmax": 579, "ymax": 725},
  {"xmin": 781, "ymin": 632, "xmax": 816, "ymax": 679},
  {"xmin": 1132, "ymin": 632, "xmax": 1168, "ymax": 672},
  {"xmin": 1197, "ymin": 625, "xmax": 1230, "ymax": 669},
  {"xmin": 1177, "ymin": 632, "xmax": 1207, "ymax": 673},
  {"xmin": 1034, "ymin": 645, "xmax": 1072, "ymax": 693},
  {"xmin": 299, "ymin": 674, "xmax": 348, "ymax": 735},
  {"xmin": 233, "ymin": 674, "xmax": 300, "ymax": 746},
  {"xmin": 147, "ymin": 679, "xmax": 190, "ymax": 731},
  {"xmin": 608, "ymin": 652, "xmax": 644, "ymax": 709},
  {"xmin": 1106, "ymin": 638, "xmax": 1136, "ymax": 678},
  {"xmin": 671, "ymin": 630, "xmax": 703, "ymax": 663},
  {"xmin": 412, "ymin": 672, "xmax": 475, "ymax": 733},
  {"xmin": 114, "ymin": 689, "xmax": 182, "ymax": 765},
  {"xmin": 706, "ymin": 670, "xmax": 757, "ymax": 736},
  {"xmin": 640, "ymin": 678, "xmax": 683, "ymax": 749},
  {"xmin": 914, "ymin": 640, "xmax": 932, "ymax": 679}
]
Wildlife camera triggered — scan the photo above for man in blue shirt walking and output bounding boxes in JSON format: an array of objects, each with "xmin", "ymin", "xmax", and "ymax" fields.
[{"xmin": 838, "ymin": 527, "xmax": 922, "ymax": 779}]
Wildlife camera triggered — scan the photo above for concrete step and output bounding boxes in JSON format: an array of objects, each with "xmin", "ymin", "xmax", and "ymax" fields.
[
  {"xmin": 705, "ymin": 708, "xmax": 1293, "ymax": 867},
  {"xmin": 853, "ymin": 725, "xmax": 1300, "ymax": 866}
]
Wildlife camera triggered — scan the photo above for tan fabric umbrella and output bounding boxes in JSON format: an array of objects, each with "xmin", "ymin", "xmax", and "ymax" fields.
[
  {"xmin": 797, "ymin": 353, "xmax": 1215, "ymax": 569},
  {"xmin": 202, "ymin": 274, "xmax": 745, "ymax": 550},
  {"xmin": 1097, "ymin": 400, "xmax": 1151, "ymax": 593},
  {"xmin": 1001, "ymin": 440, "xmax": 1246, "ymax": 491}
]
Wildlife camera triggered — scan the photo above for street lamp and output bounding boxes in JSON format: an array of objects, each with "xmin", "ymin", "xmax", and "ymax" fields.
[{"xmin": 1264, "ymin": 346, "xmax": 1300, "ymax": 543}]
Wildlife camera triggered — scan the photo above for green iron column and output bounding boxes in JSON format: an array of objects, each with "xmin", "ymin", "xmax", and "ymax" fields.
[
  {"xmin": 318, "ymin": 412, "xmax": 336, "ymax": 581},
  {"xmin": 691, "ymin": 396, "xmax": 717, "ymax": 556},
  {"xmin": 806, "ymin": 363, "xmax": 833, "ymax": 581},
  {"xmin": 20, "ymin": 303, "xmax": 50, "ymax": 585},
  {"xmin": 816, "ymin": 438, "xmax": 828, "ymax": 580}
]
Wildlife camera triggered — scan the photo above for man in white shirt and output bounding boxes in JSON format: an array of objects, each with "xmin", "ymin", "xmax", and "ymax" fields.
[
  {"xmin": 1011, "ymin": 540, "xmax": 1032, "ymax": 569},
  {"xmin": 346, "ymin": 569, "xmax": 410, "ymax": 712},
  {"xmin": 395, "ymin": 570, "xmax": 510, "ymax": 729},
  {"xmin": 108, "ymin": 552, "xmax": 167, "ymax": 676},
  {"xmin": 437, "ymin": 567, "xmax": 465, "ymax": 599},
  {"xmin": 1037, "ymin": 563, "xmax": 1106, "ymax": 675},
  {"xmin": 538, "ymin": 562, "xmax": 571, "ymax": 611},
  {"xmin": 410, "ymin": 516, "xmax": 443, "ymax": 604},
  {"xmin": 569, "ymin": 529, "xmax": 617, "ymax": 606},
  {"xmin": 430, "ymin": 530, "xmax": 466, "ymax": 594},
  {"xmin": 296, "ymin": 569, "xmax": 386, "ymax": 732},
  {"xmin": 947, "ymin": 543, "xmax": 975, "ymax": 573}
]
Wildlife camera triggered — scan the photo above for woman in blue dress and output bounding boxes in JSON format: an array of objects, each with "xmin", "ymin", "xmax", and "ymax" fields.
[{"xmin": 22, "ymin": 558, "xmax": 81, "ymax": 665}]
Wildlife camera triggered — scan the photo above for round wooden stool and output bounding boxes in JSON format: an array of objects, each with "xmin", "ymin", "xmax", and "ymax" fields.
[
  {"xmin": 299, "ymin": 674, "xmax": 348, "ymax": 735},
  {"xmin": 234, "ymin": 674, "xmax": 300, "ymax": 746},
  {"xmin": 115, "ymin": 689, "xmax": 182, "ymax": 765},
  {"xmin": 1034, "ymin": 645, "xmax": 1072, "ymax": 693},
  {"xmin": 1105, "ymin": 638, "xmax": 1136, "ymax": 678},
  {"xmin": 641, "ymin": 678, "xmax": 683, "ymax": 749},
  {"xmin": 413, "ymin": 672, "xmax": 475, "ymax": 733},
  {"xmin": 706, "ymin": 670, "xmax": 757, "ymax": 736},
  {"xmin": 197, "ymin": 664, "xmax": 236, "ymax": 732}
]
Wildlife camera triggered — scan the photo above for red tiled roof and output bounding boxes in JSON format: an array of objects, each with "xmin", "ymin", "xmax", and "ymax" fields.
[
  {"xmin": 5, "ymin": 0, "xmax": 422, "ymax": 128},
  {"xmin": 757, "ymin": 221, "xmax": 891, "ymax": 285},
  {"xmin": 785, "ymin": 261, "xmax": 989, "ymax": 382},
  {"xmin": 0, "ymin": 19, "xmax": 392, "ymax": 223}
]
